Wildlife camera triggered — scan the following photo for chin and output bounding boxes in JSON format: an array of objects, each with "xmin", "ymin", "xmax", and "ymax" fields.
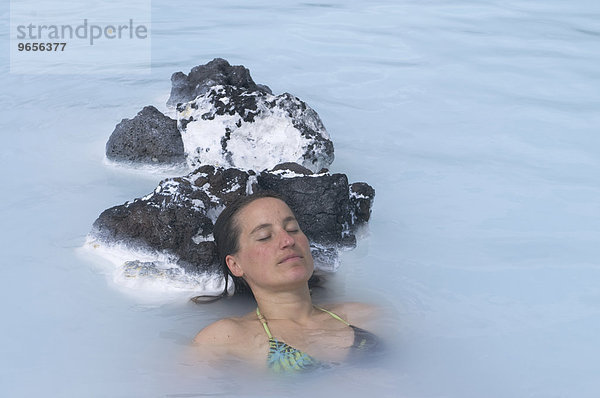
[{"xmin": 284, "ymin": 262, "xmax": 314, "ymax": 284}]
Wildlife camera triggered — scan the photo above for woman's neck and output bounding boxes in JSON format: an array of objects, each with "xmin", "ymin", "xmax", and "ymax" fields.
[{"xmin": 252, "ymin": 284, "xmax": 314, "ymax": 322}]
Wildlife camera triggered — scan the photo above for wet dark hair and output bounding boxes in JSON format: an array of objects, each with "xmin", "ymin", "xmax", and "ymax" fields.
[{"xmin": 190, "ymin": 191, "xmax": 286, "ymax": 303}]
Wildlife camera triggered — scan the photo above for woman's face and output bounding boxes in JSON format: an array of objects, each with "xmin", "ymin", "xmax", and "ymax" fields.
[{"xmin": 225, "ymin": 197, "xmax": 314, "ymax": 292}]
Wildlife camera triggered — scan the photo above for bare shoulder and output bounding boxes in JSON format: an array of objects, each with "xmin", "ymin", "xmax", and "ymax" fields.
[
  {"xmin": 319, "ymin": 301, "xmax": 379, "ymax": 329},
  {"xmin": 190, "ymin": 315, "xmax": 266, "ymax": 368},
  {"xmin": 193, "ymin": 317, "xmax": 248, "ymax": 349}
]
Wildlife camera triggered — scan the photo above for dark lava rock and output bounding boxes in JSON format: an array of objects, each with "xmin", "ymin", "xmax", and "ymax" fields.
[
  {"xmin": 257, "ymin": 167, "xmax": 357, "ymax": 247},
  {"xmin": 167, "ymin": 58, "xmax": 272, "ymax": 107},
  {"xmin": 92, "ymin": 165, "xmax": 250, "ymax": 274},
  {"xmin": 91, "ymin": 163, "xmax": 374, "ymax": 277},
  {"xmin": 106, "ymin": 106, "xmax": 185, "ymax": 165},
  {"xmin": 349, "ymin": 182, "xmax": 376, "ymax": 226},
  {"xmin": 270, "ymin": 162, "xmax": 314, "ymax": 175}
]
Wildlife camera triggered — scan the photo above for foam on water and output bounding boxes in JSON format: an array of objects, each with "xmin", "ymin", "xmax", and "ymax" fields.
[
  {"xmin": 102, "ymin": 156, "xmax": 189, "ymax": 180},
  {"xmin": 80, "ymin": 236, "xmax": 234, "ymax": 302}
]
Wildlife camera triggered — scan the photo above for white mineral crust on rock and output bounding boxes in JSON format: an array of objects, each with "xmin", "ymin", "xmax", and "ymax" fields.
[{"xmin": 177, "ymin": 86, "xmax": 333, "ymax": 172}]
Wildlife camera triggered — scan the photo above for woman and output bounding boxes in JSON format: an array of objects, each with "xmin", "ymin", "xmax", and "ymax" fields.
[{"xmin": 193, "ymin": 191, "xmax": 378, "ymax": 372}]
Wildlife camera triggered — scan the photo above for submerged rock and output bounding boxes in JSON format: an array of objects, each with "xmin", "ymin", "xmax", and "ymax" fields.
[
  {"xmin": 91, "ymin": 163, "xmax": 374, "ymax": 277},
  {"xmin": 106, "ymin": 106, "xmax": 185, "ymax": 165},
  {"xmin": 119, "ymin": 260, "xmax": 232, "ymax": 295},
  {"xmin": 122, "ymin": 260, "xmax": 185, "ymax": 279},
  {"xmin": 167, "ymin": 57, "xmax": 272, "ymax": 107},
  {"xmin": 177, "ymin": 85, "xmax": 334, "ymax": 172}
]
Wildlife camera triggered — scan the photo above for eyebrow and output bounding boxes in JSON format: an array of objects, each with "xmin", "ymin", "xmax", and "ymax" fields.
[{"xmin": 249, "ymin": 216, "xmax": 297, "ymax": 235}]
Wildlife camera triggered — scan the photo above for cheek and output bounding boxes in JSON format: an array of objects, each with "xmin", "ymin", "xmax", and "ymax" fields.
[
  {"xmin": 298, "ymin": 233, "xmax": 311, "ymax": 248},
  {"xmin": 300, "ymin": 235, "xmax": 314, "ymax": 263},
  {"xmin": 239, "ymin": 245, "xmax": 270, "ymax": 268},
  {"xmin": 254, "ymin": 246, "xmax": 270, "ymax": 261}
]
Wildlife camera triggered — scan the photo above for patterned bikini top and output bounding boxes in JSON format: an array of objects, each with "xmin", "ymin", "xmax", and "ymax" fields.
[{"xmin": 256, "ymin": 306, "xmax": 378, "ymax": 373}]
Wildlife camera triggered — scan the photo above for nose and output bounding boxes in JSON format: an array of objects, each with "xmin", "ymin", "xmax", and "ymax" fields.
[{"xmin": 279, "ymin": 229, "xmax": 295, "ymax": 248}]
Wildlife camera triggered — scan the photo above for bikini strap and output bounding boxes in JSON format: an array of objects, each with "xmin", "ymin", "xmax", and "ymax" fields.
[
  {"xmin": 256, "ymin": 307, "xmax": 274, "ymax": 339},
  {"xmin": 314, "ymin": 306, "xmax": 351, "ymax": 326},
  {"xmin": 257, "ymin": 306, "xmax": 350, "ymax": 339}
]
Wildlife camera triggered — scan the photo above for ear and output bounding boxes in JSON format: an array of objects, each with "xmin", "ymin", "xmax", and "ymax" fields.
[{"xmin": 225, "ymin": 254, "xmax": 244, "ymax": 277}]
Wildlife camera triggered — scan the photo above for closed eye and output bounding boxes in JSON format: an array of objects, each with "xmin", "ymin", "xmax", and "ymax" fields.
[{"xmin": 284, "ymin": 219, "xmax": 301, "ymax": 234}]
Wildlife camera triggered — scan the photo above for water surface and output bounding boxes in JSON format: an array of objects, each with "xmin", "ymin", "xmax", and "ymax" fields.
[{"xmin": 2, "ymin": 0, "xmax": 600, "ymax": 397}]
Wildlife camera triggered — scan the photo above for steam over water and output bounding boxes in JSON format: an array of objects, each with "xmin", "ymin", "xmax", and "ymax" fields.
[{"xmin": 2, "ymin": 0, "xmax": 600, "ymax": 397}]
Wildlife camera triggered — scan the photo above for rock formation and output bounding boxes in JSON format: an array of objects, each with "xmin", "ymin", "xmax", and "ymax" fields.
[
  {"xmin": 96, "ymin": 58, "xmax": 375, "ymax": 296},
  {"xmin": 177, "ymin": 85, "xmax": 334, "ymax": 172},
  {"xmin": 106, "ymin": 106, "xmax": 184, "ymax": 165},
  {"xmin": 167, "ymin": 57, "xmax": 272, "ymax": 107},
  {"xmin": 91, "ymin": 163, "xmax": 374, "ymax": 275}
]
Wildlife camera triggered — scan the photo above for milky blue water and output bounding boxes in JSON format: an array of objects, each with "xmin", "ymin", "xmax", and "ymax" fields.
[{"xmin": 2, "ymin": 0, "xmax": 600, "ymax": 397}]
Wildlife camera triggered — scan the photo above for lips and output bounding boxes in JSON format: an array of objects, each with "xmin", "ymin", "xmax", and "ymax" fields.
[{"xmin": 278, "ymin": 253, "xmax": 303, "ymax": 264}]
